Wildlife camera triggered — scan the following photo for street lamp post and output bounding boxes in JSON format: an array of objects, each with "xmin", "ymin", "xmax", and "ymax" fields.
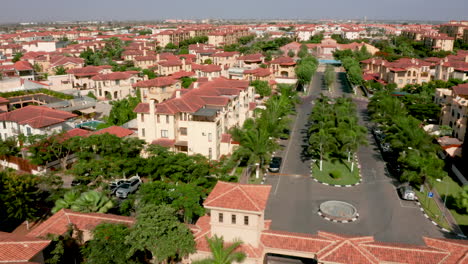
[{"xmin": 436, "ymin": 178, "xmax": 448, "ymax": 220}]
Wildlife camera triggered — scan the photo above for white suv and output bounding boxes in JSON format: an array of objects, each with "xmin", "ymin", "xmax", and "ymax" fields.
[{"xmin": 115, "ymin": 176, "xmax": 141, "ymax": 199}]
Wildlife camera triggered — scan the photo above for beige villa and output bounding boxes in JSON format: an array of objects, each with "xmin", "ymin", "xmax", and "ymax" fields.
[{"xmin": 133, "ymin": 78, "xmax": 255, "ymax": 160}]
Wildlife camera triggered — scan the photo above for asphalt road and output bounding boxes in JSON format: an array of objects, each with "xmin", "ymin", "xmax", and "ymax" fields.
[{"xmin": 264, "ymin": 69, "xmax": 450, "ymax": 245}]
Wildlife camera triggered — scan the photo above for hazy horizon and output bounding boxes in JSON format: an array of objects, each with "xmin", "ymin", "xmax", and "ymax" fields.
[{"xmin": 1, "ymin": 0, "xmax": 467, "ymax": 23}]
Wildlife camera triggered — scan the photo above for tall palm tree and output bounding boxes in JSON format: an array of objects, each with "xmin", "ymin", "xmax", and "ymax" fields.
[
  {"xmin": 193, "ymin": 236, "xmax": 246, "ymax": 264},
  {"xmin": 70, "ymin": 190, "xmax": 114, "ymax": 213},
  {"xmin": 309, "ymin": 129, "xmax": 337, "ymax": 171},
  {"xmin": 231, "ymin": 126, "xmax": 278, "ymax": 176}
]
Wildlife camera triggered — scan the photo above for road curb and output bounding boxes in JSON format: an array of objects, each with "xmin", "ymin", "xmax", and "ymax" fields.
[
  {"xmin": 317, "ymin": 211, "xmax": 359, "ymax": 223},
  {"xmin": 414, "ymin": 198, "xmax": 467, "ymax": 239},
  {"xmin": 310, "ymin": 155, "xmax": 363, "ymax": 188}
]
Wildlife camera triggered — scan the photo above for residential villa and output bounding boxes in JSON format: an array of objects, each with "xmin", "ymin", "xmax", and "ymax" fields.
[
  {"xmin": 435, "ymin": 83, "xmax": 468, "ymax": 141},
  {"xmin": 67, "ymin": 65, "xmax": 113, "ymax": 90},
  {"xmin": 0, "ymin": 105, "xmax": 77, "ymax": 140},
  {"xmin": 361, "ymin": 58, "xmax": 432, "ymax": 88},
  {"xmin": 268, "ymin": 56, "xmax": 296, "ymax": 78},
  {"xmin": 133, "ymin": 76, "xmax": 182, "ymax": 104},
  {"xmin": 133, "ymin": 78, "xmax": 255, "ymax": 160},
  {"xmin": 90, "ymin": 71, "xmax": 143, "ymax": 100},
  {"xmin": 434, "ymin": 51, "xmax": 468, "ymax": 81}
]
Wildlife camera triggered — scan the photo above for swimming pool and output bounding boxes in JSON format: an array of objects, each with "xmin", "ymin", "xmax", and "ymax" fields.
[{"xmin": 76, "ymin": 120, "xmax": 104, "ymax": 131}]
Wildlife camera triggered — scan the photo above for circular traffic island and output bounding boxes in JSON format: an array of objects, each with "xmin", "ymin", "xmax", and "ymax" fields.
[{"xmin": 318, "ymin": 201, "xmax": 359, "ymax": 223}]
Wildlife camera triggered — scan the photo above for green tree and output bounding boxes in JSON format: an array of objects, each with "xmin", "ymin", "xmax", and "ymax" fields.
[
  {"xmin": 126, "ymin": 204, "xmax": 195, "ymax": 263},
  {"xmin": 297, "ymin": 44, "xmax": 309, "ymax": 58},
  {"xmin": 309, "ymin": 128, "xmax": 337, "ymax": 171},
  {"xmin": 192, "ymin": 236, "xmax": 246, "ymax": 264},
  {"xmin": 165, "ymin": 43, "xmax": 178, "ymax": 49},
  {"xmin": 250, "ymin": 80, "xmax": 271, "ymax": 97},
  {"xmin": 309, "ymin": 33, "xmax": 324, "ymax": 43},
  {"xmin": 203, "ymin": 59, "xmax": 213, "ymax": 64},
  {"xmin": 0, "ymin": 171, "xmax": 40, "ymax": 224},
  {"xmin": 12, "ymin": 52, "xmax": 23, "ymax": 62},
  {"xmin": 287, "ymin": 49, "xmax": 295, "ymax": 57},
  {"xmin": 181, "ymin": 77, "xmax": 197, "ymax": 88},
  {"xmin": 82, "ymin": 223, "xmax": 137, "ymax": 264},
  {"xmin": 54, "ymin": 66, "xmax": 67, "ymax": 75},
  {"xmin": 324, "ymin": 65, "xmax": 335, "ymax": 90}
]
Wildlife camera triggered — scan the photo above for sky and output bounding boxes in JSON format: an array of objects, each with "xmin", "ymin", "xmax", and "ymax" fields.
[{"xmin": 1, "ymin": 0, "xmax": 467, "ymax": 23}]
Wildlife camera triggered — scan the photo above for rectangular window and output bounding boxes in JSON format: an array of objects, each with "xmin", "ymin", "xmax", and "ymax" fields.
[
  {"xmin": 26, "ymin": 127, "xmax": 32, "ymax": 136},
  {"xmin": 209, "ymin": 148, "xmax": 212, "ymax": 160},
  {"xmin": 180, "ymin": 127, "xmax": 187, "ymax": 136},
  {"xmin": 244, "ymin": 216, "xmax": 249, "ymax": 225},
  {"xmin": 219, "ymin": 213, "xmax": 223, "ymax": 223},
  {"xmin": 141, "ymin": 114, "xmax": 144, "ymax": 122},
  {"xmin": 2, "ymin": 121, "xmax": 5, "ymax": 129},
  {"xmin": 208, "ymin": 133, "xmax": 212, "ymax": 142},
  {"xmin": 161, "ymin": 130, "xmax": 168, "ymax": 138},
  {"xmin": 142, "ymin": 128, "xmax": 145, "ymax": 137},
  {"xmin": 231, "ymin": 214, "xmax": 236, "ymax": 224},
  {"xmin": 166, "ymin": 115, "xmax": 169, "ymax": 124},
  {"xmin": 157, "ymin": 115, "xmax": 160, "ymax": 123},
  {"xmin": 116, "ymin": 80, "xmax": 120, "ymax": 86}
]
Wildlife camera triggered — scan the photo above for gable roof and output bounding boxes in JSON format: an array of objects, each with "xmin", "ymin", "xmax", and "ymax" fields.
[
  {"xmin": 28, "ymin": 209, "xmax": 135, "ymax": 239},
  {"xmin": 0, "ymin": 105, "xmax": 77, "ymax": 128},
  {"xmin": 0, "ymin": 232, "xmax": 50, "ymax": 263},
  {"xmin": 133, "ymin": 77, "xmax": 178, "ymax": 88},
  {"xmin": 92, "ymin": 125, "xmax": 134, "ymax": 138},
  {"xmin": 204, "ymin": 181, "xmax": 271, "ymax": 212}
]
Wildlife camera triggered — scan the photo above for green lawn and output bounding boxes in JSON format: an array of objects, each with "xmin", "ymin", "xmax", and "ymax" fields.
[
  {"xmin": 431, "ymin": 177, "xmax": 468, "ymax": 234},
  {"xmin": 311, "ymin": 159, "xmax": 360, "ymax": 185},
  {"xmin": 415, "ymin": 190, "xmax": 452, "ymax": 231}
]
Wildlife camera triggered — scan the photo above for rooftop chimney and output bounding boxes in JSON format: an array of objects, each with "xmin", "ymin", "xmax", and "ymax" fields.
[{"xmin": 176, "ymin": 90, "xmax": 181, "ymax": 98}]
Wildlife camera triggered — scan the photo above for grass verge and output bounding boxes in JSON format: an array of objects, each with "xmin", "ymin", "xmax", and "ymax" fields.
[
  {"xmin": 311, "ymin": 159, "xmax": 360, "ymax": 185},
  {"xmin": 415, "ymin": 190, "xmax": 452, "ymax": 231}
]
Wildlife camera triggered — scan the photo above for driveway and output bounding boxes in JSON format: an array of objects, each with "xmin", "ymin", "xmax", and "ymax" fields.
[{"xmin": 264, "ymin": 68, "xmax": 449, "ymax": 245}]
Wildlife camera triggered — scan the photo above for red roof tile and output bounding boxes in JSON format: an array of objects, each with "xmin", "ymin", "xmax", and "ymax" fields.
[
  {"xmin": 133, "ymin": 77, "xmax": 178, "ymax": 88},
  {"xmin": 0, "ymin": 97, "xmax": 9, "ymax": 104},
  {"xmin": 28, "ymin": 209, "xmax": 134, "ymax": 239},
  {"xmin": 204, "ymin": 181, "xmax": 271, "ymax": 212},
  {"xmin": 453, "ymin": 83, "xmax": 468, "ymax": 96},
  {"xmin": 0, "ymin": 232, "xmax": 50, "ymax": 263},
  {"xmin": 151, "ymin": 138, "xmax": 175, "ymax": 147},
  {"xmin": 14, "ymin": 61, "xmax": 33, "ymax": 71},
  {"xmin": 261, "ymin": 230, "xmax": 333, "ymax": 253},
  {"xmin": 91, "ymin": 71, "xmax": 135, "ymax": 81},
  {"xmin": 133, "ymin": 103, "xmax": 149, "ymax": 113},
  {"xmin": 92, "ymin": 126, "xmax": 134, "ymax": 138},
  {"xmin": 0, "ymin": 105, "xmax": 76, "ymax": 128}
]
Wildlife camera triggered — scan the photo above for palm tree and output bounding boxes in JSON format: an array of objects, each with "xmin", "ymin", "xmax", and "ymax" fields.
[
  {"xmin": 338, "ymin": 128, "xmax": 367, "ymax": 172},
  {"xmin": 309, "ymin": 129, "xmax": 337, "ymax": 171},
  {"xmin": 193, "ymin": 236, "xmax": 246, "ymax": 264},
  {"xmin": 52, "ymin": 190, "xmax": 81, "ymax": 213},
  {"xmin": 70, "ymin": 190, "xmax": 114, "ymax": 213},
  {"xmin": 231, "ymin": 126, "xmax": 278, "ymax": 177}
]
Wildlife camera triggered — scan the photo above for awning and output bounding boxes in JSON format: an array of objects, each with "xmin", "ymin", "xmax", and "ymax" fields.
[
  {"xmin": 79, "ymin": 108, "xmax": 96, "ymax": 114},
  {"xmin": 175, "ymin": 141, "xmax": 188, "ymax": 147},
  {"xmin": 151, "ymin": 139, "xmax": 175, "ymax": 148},
  {"xmin": 193, "ymin": 108, "xmax": 218, "ymax": 117}
]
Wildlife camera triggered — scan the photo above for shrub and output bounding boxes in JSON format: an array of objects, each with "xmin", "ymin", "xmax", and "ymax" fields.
[{"xmin": 330, "ymin": 170, "xmax": 342, "ymax": 179}]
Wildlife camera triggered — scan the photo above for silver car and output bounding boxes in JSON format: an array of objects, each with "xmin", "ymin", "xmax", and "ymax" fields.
[{"xmin": 115, "ymin": 176, "xmax": 141, "ymax": 199}]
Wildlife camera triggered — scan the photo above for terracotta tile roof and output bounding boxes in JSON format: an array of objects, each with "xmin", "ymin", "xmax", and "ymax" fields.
[
  {"xmin": 50, "ymin": 55, "xmax": 84, "ymax": 67},
  {"xmin": 0, "ymin": 232, "xmax": 50, "ymax": 263},
  {"xmin": 238, "ymin": 53, "xmax": 264, "ymax": 62},
  {"xmin": 424, "ymin": 237, "xmax": 468, "ymax": 263},
  {"xmin": 133, "ymin": 102, "xmax": 149, "ymax": 113},
  {"xmin": 212, "ymin": 51, "xmax": 239, "ymax": 57},
  {"xmin": 261, "ymin": 230, "xmax": 333, "ymax": 253},
  {"xmin": 147, "ymin": 78, "xmax": 249, "ymax": 115},
  {"xmin": 453, "ymin": 83, "xmax": 468, "ymax": 96},
  {"xmin": 192, "ymin": 63, "xmax": 222, "ymax": 73},
  {"xmin": 200, "ymin": 96, "xmax": 230, "ymax": 106},
  {"xmin": 151, "ymin": 138, "xmax": 175, "ymax": 147},
  {"xmin": 0, "ymin": 105, "xmax": 77, "ymax": 129},
  {"xmin": 204, "ymin": 181, "xmax": 271, "ymax": 212},
  {"xmin": 134, "ymin": 55, "xmax": 158, "ymax": 61},
  {"xmin": 169, "ymin": 70, "xmax": 196, "ymax": 79},
  {"xmin": 158, "ymin": 60, "xmax": 183, "ymax": 67},
  {"xmin": 133, "ymin": 77, "xmax": 178, "ymax": 88},
  {"xmin": 66, "ymin": 66, "xmax": 106, "ymax": 76},
  {"xmin": 92, "ymin": 126, "xmax": 134, "ymax": 138},
  {"xmin": 28, "ymin": 209, "xmax": 134, "ymax": 239},
  {"xmin": 0, "ymin": 96, "xmax": 9, "ymax": 104},
  {"xmin": 14, "ymin": 61, "xmax": 33, "ymax": 71},
  {"xmin": 270, "ymin": 56, "xmax": 296, "ymax": 66},
  {"xmin": 243, "ymin": 67, "xmax": 271, "ymax": 77},
  {"xmin": 91, "ymin": 71, "xmax": 136, "ymax": 81}
]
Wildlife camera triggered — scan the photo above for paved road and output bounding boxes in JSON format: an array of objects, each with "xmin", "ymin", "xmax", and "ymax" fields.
[{"xmin": 264, "ymin": 68, "xmax": 450, "ymax": 245}]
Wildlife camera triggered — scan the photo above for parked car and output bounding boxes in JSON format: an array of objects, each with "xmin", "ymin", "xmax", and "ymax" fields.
[
  {"xmin": 268, "ymin": 157, "xmax": 282, "ymax": 173},
  {"xmin": 399, "ymin": 186, "xmax": 416, "ymax": 201},
  {"xmin": 71, "ymin": 178, "xmax": 91, "ymax": 187},
  {"xmin": 115, "ymin": 176, "xmax": 142, "ymax": 199},
  {"xmin": 109, "ymin": 179, "xmax": 128, "ymax": 195}
]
